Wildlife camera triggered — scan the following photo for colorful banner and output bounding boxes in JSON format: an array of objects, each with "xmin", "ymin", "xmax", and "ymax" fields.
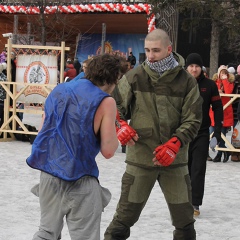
[
  {"xmin": 16, "ymin": 55, "xmax": 58, "ymax": 103},
  {"xmin": 76, "ymin": 33, "xmax": 146, "ymax": 66}
]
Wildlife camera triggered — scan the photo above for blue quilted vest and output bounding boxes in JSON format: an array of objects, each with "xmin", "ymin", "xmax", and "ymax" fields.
[{"xmin": 26, "ymin": 79, "xmax": 109, "ymax": 181}]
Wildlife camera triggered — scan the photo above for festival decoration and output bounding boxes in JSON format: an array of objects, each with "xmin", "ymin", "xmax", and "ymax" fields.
[{"xmin": 0, "ymin": 3, "xmax": 156, "ymax": 32}]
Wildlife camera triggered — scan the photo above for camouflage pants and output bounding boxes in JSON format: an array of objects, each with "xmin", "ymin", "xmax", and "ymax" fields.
[{"xmin": 104, "ymin": 164, "xmax": 196, "ymax": 240}]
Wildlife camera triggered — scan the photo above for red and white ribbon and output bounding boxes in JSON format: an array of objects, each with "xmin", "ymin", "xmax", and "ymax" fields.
[{"xmin": 0, "ymin": 3, "xmax": 155, "ymax": 32}]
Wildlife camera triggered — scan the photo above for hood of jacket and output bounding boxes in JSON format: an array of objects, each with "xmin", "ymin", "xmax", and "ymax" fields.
[
  {"xmin": 217, "ymin": 65, "xmax": 228, "ymax": 77},
  {"xmin": 212, "ymin": 72, "xmax": 235, "ymax": 83}
]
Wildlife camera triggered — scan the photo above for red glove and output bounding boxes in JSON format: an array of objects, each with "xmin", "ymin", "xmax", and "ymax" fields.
[
  {"xmin": 154, "ymin": 137, "xmax": 181, "ymax": 166},
  {"xmin": 116, "ymin": 111, "xmax": 137, "ymax": 145}
]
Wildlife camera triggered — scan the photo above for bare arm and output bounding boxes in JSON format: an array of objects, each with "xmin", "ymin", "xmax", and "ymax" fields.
[{"xmin": 95, "ymin": 97, "xmax": 119, "ymax": 159}]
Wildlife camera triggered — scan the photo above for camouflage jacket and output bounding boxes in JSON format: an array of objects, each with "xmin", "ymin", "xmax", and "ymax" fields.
[{"xmin": 113, "ymin": 52, "xmax": 203, "ymax": 168}]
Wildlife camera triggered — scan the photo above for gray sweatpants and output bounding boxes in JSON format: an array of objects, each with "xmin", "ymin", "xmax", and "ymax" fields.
[{"xmin": 32, "ymin": 172, "xmax": 111, "ymax": 240}]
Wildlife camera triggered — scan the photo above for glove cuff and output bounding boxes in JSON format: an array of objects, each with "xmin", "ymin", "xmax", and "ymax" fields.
[{"xmin": 171, "ymin": 137, "xmax": 181, "ymax": 148}]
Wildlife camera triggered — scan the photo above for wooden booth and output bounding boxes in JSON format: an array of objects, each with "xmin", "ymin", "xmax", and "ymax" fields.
[{"xmin": 0, "ymin": 39, "xmax": 69, "ymax": 141}]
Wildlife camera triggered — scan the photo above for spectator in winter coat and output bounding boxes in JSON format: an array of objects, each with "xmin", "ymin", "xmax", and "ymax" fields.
[
  {"xmin": 77, "ymin": 58, "xmax": 92, "ymax": 79},
  {"xmin": 73, "ymin": 58, "xmax": 81, "ymax": 75},
  {"xmin": 231, "ymin": 65, "xmax": 240, "ymax": 161},
  {"xmin": 237, "ymin": 65, "xmax": 240, "ymax": 76},
  {"xmin": 64, "ymin": 60, "xmax": 77, "ymax": 82},
  {"xmin": 0, "ymin": 62, "xmax": 7, "ymax": 130},
  {"xmin": 210, "ymin": 65, "xmax": 235, "ymax": 163},
  {"xmin": 186, "ymin": 53, "xmax": 223, "ymax": 216},
  {"xmin": 0, "ymin": 50, "xmax": 6, "ymax": 64},
  {"xmin": 127, "ymin": 52, "xmax": 136, "ymax": 69},
  {"xmin": 202, "ymin": 66, "xmax": 208, "ymax": 78},
  {"xmin": 227, "ymin": 66, "xmax": 236, "ymax": 75}
]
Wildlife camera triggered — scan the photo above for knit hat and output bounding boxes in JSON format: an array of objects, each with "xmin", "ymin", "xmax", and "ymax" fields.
[
  {"xmin": 237, "ymin": 65, "xmax": 240, "ymax": 75},
  {"xmin": 217, "ymin": 65, "xmax": 228, "ymax": 78},
  {"xmin": 185, "ymin": 53, "xmax": 203, "ymax": 68},
  {"xmin": 227, "ymin": 66, "xmax": 235, "ymax": 74}
]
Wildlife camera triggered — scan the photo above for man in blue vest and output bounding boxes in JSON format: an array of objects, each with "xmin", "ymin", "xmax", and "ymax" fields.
[{"xmin": 27, "ymin": 54, "xmax": 129, "ymax": 240}]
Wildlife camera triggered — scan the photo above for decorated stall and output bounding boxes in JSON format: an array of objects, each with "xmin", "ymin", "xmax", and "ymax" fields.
[{"xmin": 0, "ymin": 39, "xmax": 69, "ymax": 141}]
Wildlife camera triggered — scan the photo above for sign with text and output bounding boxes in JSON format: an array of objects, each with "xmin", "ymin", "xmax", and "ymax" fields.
[{"xmin": 16, "ymin": 55, "xmax": 58, "ymax": 103}]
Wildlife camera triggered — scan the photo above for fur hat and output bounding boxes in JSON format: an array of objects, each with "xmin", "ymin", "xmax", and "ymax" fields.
[
  {"xmin": 217, "ymin": 65, "xmax": 228, "ymax": 78},
  {"xmin": 185, "ymin": 53, "xmax": 203, "ymax": 68},
  {"xmin": 227, "ymin": 66, "xmax": 235, "ymax": 74},
  {"xmin": 237, "ymin": 65, "xmax": 240, "ymax": 75},
  {"xmin": 213, "ymin": 65, "xmax": 235, "ymax": 83}
]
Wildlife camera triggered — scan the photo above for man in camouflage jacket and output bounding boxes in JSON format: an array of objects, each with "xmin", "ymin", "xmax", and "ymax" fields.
[{"xmin": 104, "ymin": 29, "xmax": 203, "ymax": 240}]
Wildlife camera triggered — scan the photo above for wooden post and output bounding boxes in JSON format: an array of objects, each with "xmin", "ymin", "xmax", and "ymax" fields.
[
  {"xmin": 3, "ymin": 38, "xmax": 12, "ymax": 139},
  {"xmin": 101, "ymin": 23, "xmax": 106, "ymax": 55},
  {"xmin": 60, "ymin": 41, "xmax": 66, "ymax": 83}
]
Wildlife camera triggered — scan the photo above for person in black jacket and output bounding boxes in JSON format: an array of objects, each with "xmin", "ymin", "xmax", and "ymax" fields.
[
  {"xmin": 186, "ymin": 53, "xmax": 223, "ymax": 216},
  {"xmin": 127, "ymin": 52, "xmax": 136, "ymax": 69},
  {"xmin": 73, "ymin": 58, "xmax": 81, "ymax": 75}
]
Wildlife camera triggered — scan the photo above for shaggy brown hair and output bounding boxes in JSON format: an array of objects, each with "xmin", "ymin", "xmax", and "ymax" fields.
[{"xmin": 85, "ymin": 54, "xmax": 128, "ymax": 86}]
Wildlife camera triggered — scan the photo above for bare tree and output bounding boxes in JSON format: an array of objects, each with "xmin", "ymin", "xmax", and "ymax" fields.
[
  {"xmin": 8, "ymin": 1, "xmax": 85, "ymax": 58},
  {"xmin": 147, "ymin": 0, "xmax": 240, "ymax": 77}
]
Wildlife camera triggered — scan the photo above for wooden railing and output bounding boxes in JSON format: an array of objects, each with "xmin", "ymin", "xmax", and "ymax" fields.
[{"xmin": 214, "ymin": 93, "xmax": 240, "ymax": 153}]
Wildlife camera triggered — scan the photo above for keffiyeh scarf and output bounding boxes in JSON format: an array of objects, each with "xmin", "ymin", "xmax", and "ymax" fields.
[{"xmin": 146, "ymin": 53, "xmax": 178, "ymax": 76}]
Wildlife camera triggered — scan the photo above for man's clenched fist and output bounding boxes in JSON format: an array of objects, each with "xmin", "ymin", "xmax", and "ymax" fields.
[
  {"xmin": 153, "ymin": 137, "xmax": 181, "ymax": 166},
  {"xmin": 115, "ymin": 112, "xmax": 137, "ymax": 146}
]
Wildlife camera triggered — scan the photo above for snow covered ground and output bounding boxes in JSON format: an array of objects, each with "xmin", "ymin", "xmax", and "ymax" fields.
[{"xmin": 1, "ymin": 113, "xmax": 240, "ymax": 239}]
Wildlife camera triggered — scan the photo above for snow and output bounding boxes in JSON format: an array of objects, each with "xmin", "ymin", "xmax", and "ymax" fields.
[{"xmin": 1, "ymin": 114, "xmax": 240, "ymax": 239}]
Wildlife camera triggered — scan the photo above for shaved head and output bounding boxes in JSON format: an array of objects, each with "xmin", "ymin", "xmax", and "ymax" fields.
[
  {"xmin": 145, "ymin": 29, "xmax": 171, "ymax": 47},
  {"xmin": 144, "ymin": 29, "xmax": 172, "ymax": 62}
]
